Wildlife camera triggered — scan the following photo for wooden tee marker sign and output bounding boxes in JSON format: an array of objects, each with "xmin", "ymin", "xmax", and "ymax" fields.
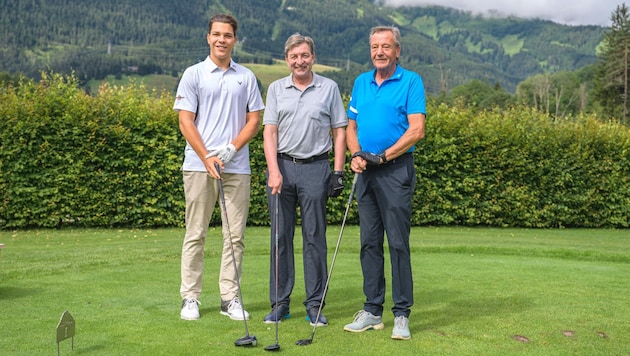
[{"xmin": 56, "ymin": 311, "xmax": 75, "ymax": 355}]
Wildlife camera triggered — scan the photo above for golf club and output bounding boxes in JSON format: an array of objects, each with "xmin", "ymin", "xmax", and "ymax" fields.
[
  {"xmin": 296, "ymin": 173, "xmax": 359, "ymax": 346},
  {"xmin": 215, "ymin": 163, "xmax": 257, "ymax": 347},
  {"xmin": 264, "ymin": 193, "xmax": 281, "ymax": 352}
]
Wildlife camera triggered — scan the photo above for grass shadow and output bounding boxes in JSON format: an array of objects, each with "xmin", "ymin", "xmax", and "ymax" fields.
[
  {"xmin": 0, "ymin": 286, "xmax": 42, "ymax": 300},
  {"xmin": 416, "ymin": 290, "xmax": 533, "ymax": 333}
]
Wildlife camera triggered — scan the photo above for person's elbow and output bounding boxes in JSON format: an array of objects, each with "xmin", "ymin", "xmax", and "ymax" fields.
[
  {"xmin": 247, "ymin": 112, "xmax": 262, "ymax": 132},
  {"xmin": 409, "ymin": 114, "xmax": 426, "ymax": 141},
  {"xmin": 415, "ymin": 127, "xmax": 425, "ymax": 141}
]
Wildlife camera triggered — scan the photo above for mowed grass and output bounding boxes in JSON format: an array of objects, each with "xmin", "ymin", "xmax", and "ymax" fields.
[
  {"xmin": 87, "ymin": 74, "xmax": 180, "ymax": 95},
  {"xmin": 0, "ymin": 226, "xmax": 628, "ymax": 355},
  {"xmin": 86, "ymin": 60, "xmax": 340, "ymax": 95}
]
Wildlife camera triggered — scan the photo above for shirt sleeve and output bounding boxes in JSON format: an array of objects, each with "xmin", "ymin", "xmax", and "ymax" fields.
[
  {"xmin": 173, "ymin": 68, "xmax": 198, "ymax": 113},
  {"xmin": 246, "ymin": 71, "xmax": 265, "ymax": 113},
  {"xmin": 407, "ymin": 73, "xmax": 427, "ymax": 116},
  {"xmin": 346, "ymin": 77, "xmax": 360, "ymax": 121},
  {"xmin": 263, "ymin": 82, "xmax": 279, "ymax": 125},
  {"xmin": 330, "ymin": 84, "xmax": 348, "ymax": 128}
]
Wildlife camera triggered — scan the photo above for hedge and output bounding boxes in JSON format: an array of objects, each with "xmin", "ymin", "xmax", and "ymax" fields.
[
  {"xmin": 415, "ymin": 103, "xmax": 630, "ymax": 227},
  {"xmin": 1, "ymin": 73, "xmax": 629, "ymax": 229}
]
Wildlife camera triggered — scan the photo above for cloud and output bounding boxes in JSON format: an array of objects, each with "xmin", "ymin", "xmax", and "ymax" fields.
[{"xmin": 381, "ymin": 0, "xmax": 625, "ymax": 26}]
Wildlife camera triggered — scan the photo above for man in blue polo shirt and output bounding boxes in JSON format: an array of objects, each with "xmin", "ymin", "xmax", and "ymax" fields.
[{"xmin": 343, "ymin": 25, "xmax": 426, "ymax": 340}]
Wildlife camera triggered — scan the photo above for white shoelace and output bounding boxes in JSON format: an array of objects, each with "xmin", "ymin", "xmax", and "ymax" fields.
[{"xmin": 228, "ymin": 298, "xmax": 241, "ymax": 312}]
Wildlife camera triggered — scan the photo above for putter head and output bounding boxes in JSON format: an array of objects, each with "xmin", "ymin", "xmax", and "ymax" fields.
[
  {"xmin": 235, "ymin": 335, "xmax": 257, "ymax": 347},
  {"xmin": 295, "ymin": 338, "xmax": 313, "ymax": 346},
  {"xmin": 264, "ymin": 343, "xmax": 281, "ymax": 352}
]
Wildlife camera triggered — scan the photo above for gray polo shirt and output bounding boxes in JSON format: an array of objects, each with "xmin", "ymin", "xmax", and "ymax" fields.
[
  {"xmin": 174, "ymin": 57, "xmax": 265, "ymax": 174},
  {"xmin": 263, "ymin": 73, "xmax": 347, "ymax": 159}
]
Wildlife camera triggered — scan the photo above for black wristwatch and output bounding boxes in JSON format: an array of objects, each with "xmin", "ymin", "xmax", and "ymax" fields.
[{"xmin": 378, "ymin": 152, "xmax": 387, "ymax": 164}]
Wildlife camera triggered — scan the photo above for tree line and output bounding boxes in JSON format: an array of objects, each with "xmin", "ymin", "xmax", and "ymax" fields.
[
  {"xmin": 429, "ymin": 4, "xmax": 630, "ymax": 125},
  {"xmin": 1, "ymin": 0, "xmax": 605, "ymax": 94},
  {"xmin": 3, "ymin": 0, "xmax": 629, "ymax": 123}
]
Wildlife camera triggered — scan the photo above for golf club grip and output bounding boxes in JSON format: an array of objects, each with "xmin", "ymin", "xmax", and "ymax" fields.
[
  {"xmin": 213, "ymin": 163, "xmax": 225, "ymax": 213},
  {"xmin": 343, "ymin": 173, "xmax": 359, "ymax": 220}
]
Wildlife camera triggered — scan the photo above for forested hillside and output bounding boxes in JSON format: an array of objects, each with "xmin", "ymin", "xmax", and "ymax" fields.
[{"xmin": 0, "ymin": 0, "xmax": 606, "ymax": 94}]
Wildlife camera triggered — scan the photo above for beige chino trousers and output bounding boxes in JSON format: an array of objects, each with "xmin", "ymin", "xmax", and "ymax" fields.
[{"xmin": 180, "ymin": 171, "xmax": 250, "ymax": 303}]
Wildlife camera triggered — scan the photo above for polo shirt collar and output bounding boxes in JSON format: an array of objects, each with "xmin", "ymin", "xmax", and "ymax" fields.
[
  {"xmin": 204, "ymin": 56, "xmax": 237, "ymax": 72},
  {"xmin": 284, "ymin": 72, "xmax": 319, "ymax": 89},
  {"xmin": 371, "ymin": 64, "xmax": 403, "ymax": 83}
]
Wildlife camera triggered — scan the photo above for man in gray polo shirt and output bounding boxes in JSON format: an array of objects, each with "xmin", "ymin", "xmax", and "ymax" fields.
[{"xmin": 262, "ymin": 33, "xmax": 347, "ymax": 327}]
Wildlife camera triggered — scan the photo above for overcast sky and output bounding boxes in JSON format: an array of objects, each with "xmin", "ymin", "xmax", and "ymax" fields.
[{"xmin": 382, "ymin": 0, "xmax": 626, "ymax": 26}]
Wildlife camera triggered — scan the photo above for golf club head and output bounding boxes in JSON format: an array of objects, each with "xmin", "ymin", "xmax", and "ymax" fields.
[
  {"xmin": 235, "ymin": 335, "xmax": 257, "ymax": 347},
  {"xmin": 295, "ymin": 338, "xmax": 313, "ymax": 346},
  {"xmin": 264, "ymin": 343, "xmax": 281, "ymax": 352}
]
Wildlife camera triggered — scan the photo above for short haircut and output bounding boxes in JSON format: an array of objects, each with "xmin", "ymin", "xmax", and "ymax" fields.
[
  {"xmin": 369, "ymin": 26, "xmax": 401, "ymax": 48},
  {"xmin": 284, "ymin": 33, "xmax": 315, "ymax": 57},
  {"xmin": 209, "ymin": 13, "xmax": 238, "ymax": 36}
]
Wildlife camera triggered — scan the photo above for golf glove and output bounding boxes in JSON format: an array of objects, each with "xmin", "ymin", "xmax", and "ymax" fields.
[
  {"xmin": 352, "ymin": 151, "xmax": 380, "ymax": 165},
  {"xmin": 217, "ymin": 144, "xmax": 236, "ymax": 163},
  {"xmin": 327, "ymin": 171, "xmax": 344, "ymax": 197}
]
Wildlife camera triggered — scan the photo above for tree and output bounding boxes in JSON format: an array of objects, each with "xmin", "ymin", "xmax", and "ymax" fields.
[
  {"xmin": 517, "ymin": 72, "xmax": 582, "ymax": 117},
  {"xmin": 447, "ymin": 79, "xmax": 514, "ymax": 112},
  {"xmin": 593, "ymin": 3, "xmax": 630, "ymax": 124}
]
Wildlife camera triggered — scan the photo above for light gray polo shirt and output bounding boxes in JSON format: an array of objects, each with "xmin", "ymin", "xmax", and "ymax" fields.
[
  {"xmin": 263, "ymin": 73, "xmax": 347, "ymax": 159},
  {"xmin": 174, "ymin": 57, "xmax": 265, "ymax": 174}
]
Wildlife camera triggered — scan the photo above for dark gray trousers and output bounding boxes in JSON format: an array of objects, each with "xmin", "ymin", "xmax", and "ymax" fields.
[
  {"xmin": 356, "ymin": 153, "xmax": 415, "ymax": 318},
  {"xmin": 266, "ymin": 158, "xmax": 330, "ymax": 310}
]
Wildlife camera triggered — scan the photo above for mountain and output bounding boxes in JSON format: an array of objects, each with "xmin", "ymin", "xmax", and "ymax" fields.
[{"xmin": 0, "ymin": 0, "xmax": 606, "ymax": 94}]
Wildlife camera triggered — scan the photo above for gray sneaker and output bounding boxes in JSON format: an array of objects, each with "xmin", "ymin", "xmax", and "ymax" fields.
[
  {"xmin": 391, "ymin": 315, "xmax": 411, "ymax": 340},
  {"xmin": 343, "ymin": 310, "xmax": 385, "ymax": 332}
]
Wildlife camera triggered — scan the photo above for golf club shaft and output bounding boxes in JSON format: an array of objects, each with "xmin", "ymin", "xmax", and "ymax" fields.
[
  {"xmin": 274, "ymin": 193, "xmax": 280, "ymax": 342},
  {"xmin": 215, "ymin": 163, "xmax": 250, "ymax": 335},
  {"xmin": 265, "ymin": 187, "xmax": 282, "ymax": 351},
  {"xmin": 301, "ymin": 172, "xmax": 358, "ymax": 343}
]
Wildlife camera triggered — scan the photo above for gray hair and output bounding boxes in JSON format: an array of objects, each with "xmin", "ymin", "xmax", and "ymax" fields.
[
  {"xmin": 369, "ymin": 26, "xmax": 401, "ymax": 48},
  {"xmin": 284, "ymin": 33, "xmax": 315, "ymax": 57}
]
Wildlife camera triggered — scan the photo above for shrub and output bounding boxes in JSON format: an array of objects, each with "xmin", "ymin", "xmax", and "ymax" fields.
[
  {"xmin": 1, "ymin": 73, "xmax": 184, "ymax": 228},
  {"xmin": 1, "ymin": 73, "xmax": 629, "ymax": 228}
]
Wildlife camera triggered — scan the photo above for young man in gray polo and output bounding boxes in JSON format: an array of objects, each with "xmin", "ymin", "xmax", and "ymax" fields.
[{"xmin": 174, "ymin": 13, "xmax": 264, "ymax": 322}]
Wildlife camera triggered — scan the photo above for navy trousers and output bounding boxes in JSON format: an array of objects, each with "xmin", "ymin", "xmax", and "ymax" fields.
[
  {"xmin": 266, "ymin": 158, "xmax": 330, "ymax": 310},
  {"xmin": 355, "ymin": 153, "xmax": 415, "ymax": 318}
]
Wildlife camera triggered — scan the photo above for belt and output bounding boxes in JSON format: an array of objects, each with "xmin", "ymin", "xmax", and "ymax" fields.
[
  {"xmin": 383, "ymin": 152, "xmax": 413, "ymax": 165},
  {"xmin": 278, "ymin": 152, "xmax": 328, "ymax": 164}
]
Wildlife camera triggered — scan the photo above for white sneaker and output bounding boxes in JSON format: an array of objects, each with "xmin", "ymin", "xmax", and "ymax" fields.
[
  {"xmin": 181, "ymin": 298, "xmax": 200, "ymax": 320},
  {"xmin": 220, "ymin": 298, "xmax": 250, "ymax": 320}
]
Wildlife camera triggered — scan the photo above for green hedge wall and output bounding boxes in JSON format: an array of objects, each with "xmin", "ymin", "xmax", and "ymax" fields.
[
  {"xmin": 415, "ymin": 103, "xmax": 630, "ymax": 228},
  {"xmin": 1, "ymin": 74, "xmax": 629, "ymax": 229},
  {"xmin": 1, "ymin": 73, "xmax": 184, "ymax": 228}
]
